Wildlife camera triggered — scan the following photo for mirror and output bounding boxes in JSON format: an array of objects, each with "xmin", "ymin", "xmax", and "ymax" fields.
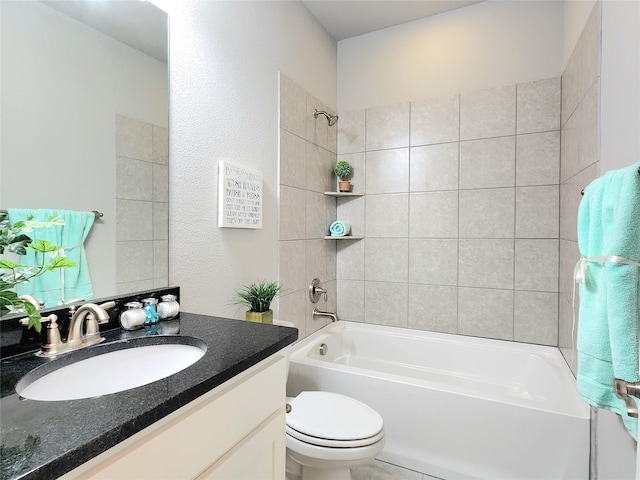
[{"xmin": 0, "ymin": 0, "xmax": 169, "ymax": 309}]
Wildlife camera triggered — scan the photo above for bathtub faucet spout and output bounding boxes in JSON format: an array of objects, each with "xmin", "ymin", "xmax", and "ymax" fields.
[{"xmin": 312, "ymin": 308, "xmax": 339, "ymax": 322}]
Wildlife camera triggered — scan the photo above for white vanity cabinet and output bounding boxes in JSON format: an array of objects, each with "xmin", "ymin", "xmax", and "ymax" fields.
[{"xmin": 61, "ymin": 354, "xmax": 287, "ymax": 480}]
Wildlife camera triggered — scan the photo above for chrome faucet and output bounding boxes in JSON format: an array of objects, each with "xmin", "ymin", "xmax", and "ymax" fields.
[{"xmin": 312, "ymin": 308, "xmax": 339, "ymax": 323}]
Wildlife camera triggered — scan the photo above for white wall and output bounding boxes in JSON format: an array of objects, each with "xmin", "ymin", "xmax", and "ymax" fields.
[
  {"xmin": 157, "ymin": 0, "xmax": 336, "ymax": 317},
  {"xmin": 337, "ymin": 0, "xmax": 563, "ymax": 112},
  {"xmin": 600, "ymin": 0, "xmax": 640, "ymax": 173},
  {"xmin": 563, "ymin": 0, "xmax": 597, "ymax": 69},
  {"xmin": 0, "ymin": 1, "xmax": 168, "ymax": 299}
]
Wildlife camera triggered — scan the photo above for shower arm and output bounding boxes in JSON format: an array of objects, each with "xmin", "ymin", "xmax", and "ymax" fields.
[{"xmin": 313, "ymin": 109, "xmax": 338, "ymax": 126}]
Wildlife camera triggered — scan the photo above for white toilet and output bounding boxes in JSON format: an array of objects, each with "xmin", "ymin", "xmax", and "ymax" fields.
[{"xmin": 285, "ymin": 391, "xmax": 385, "ymax": 480}]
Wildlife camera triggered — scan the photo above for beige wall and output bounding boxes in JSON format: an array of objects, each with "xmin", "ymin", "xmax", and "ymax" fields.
[{"xmin": 337, "ymin": 0, "xmax": 563, "ymax": 112}]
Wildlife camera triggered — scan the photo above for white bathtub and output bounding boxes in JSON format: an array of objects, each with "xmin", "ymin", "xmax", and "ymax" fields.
[{"xmin": 286, "ymin": 321, "xmax": 590, "ymax": 480}]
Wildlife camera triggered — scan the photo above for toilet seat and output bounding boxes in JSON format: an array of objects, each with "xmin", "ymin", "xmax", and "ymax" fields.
[{"xmin": 286, "ymin": 391, "xmax": 384, "ymax": 448}]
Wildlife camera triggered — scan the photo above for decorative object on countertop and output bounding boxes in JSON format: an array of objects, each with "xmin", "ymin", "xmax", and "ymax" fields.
[
  {"xmin": 6, "ymin": 208, "xmax": 94, "ymax": 309},
  {"xmin": 142, "ymin": 297, "xmax": 160, "ymax": 325},
  {"xmin": 158, "ymin": 294, "xmax": 180, "ymax": 320},
  {"xmin": 0, "ymin": 212, "xmax": 77, "ymax": 332},
  {"xmin": 329, "ymin": 220, "xmax": 351, "ymax": 237},
  {"xmin": 119, "ymin": 301, "xmax": 146, "ymax": 330},
  {"xmin": 334, "ymin": 160, "xmax": 353, "ymax": 192},
  {"xmin": 233, "ymin": 280, "xmax": 283, "ymax": 324},
  {"xmin": 575, "ymin": 161, "xmax": 640, "ymax": 439}
]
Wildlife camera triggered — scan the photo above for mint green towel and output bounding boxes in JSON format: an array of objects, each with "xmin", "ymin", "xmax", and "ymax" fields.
[
  {"xmin": 576, "ymin": 162, "xmax": 640, "ymax": 439},
  {"xmin": 329, "ymin": 220, "xmax": 351, "ymax": 237},
  {"xmin": 7, "ymin": 208, "xmax": 95, "ymax": 308}
]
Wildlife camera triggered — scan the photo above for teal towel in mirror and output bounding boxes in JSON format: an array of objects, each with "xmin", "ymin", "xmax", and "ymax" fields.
[
  {"xmin": 7, "ymin": 208, "xmax": 95, "ymax": 308},
  {"xmin": 576, "ymin": 162, "xmax": 640, "ymax": 440},
  {"xmin": 329, "ymin": 220, "xmax": 351, "ymax": 237}
]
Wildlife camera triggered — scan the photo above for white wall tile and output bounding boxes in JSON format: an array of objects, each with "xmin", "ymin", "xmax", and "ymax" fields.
[
  {"xmin": 515, "ymin": 239, "xmax": 559, "ymax": 292},
  {"xmin": 337, "ymin": 110, "xmax": 365, "ymax": 154},
  {"xmin": 337, "ymin": 279, "xmax": 365, "ymax": 322},
  {"xmin": 279, "ymin": 240, "xmax": 306, "ymax": 293},
  {"xmin": 116, "ymin": 240, "xmax": 154, "ymax": 283},
  {"xmin": 458, "ymin": 287, "xmax": 513, "ymax": 340},
  {"xmin": 337, "ymin": 152, "xmax": 365, "ymax": 194},
  {"xmin": 153, "ymin": 163, "xmax": 168, "ymax": 202},
  {"xmin": 459, "ymin": 188, "xmax": 515, "ymax": 238},
  {"xmin": 409, "ymin": 191, "xmax": 458, "ymax": 238},
  {"xmin": 408, "ymin": 239, "xmax": 458, "ymax": 286},
  {"xmin": 410, "ymin": 143, "xmax": 459, "ymax": 192},
  {"xmin": 410, "ymin": 94, "xmax": 460, "ymax": 146},
  {"xmin": 336, "ymin": 238, "xmax": 365, "ymax": 280},
  {"xmin": 365, "ymin": 194, "xmax": 409, "ymax": 238},
  {"xmin": 116, "ymin": 114, "xmax": 153, "ymax": 161},
  {"xmin": 280, "ymin": 74, "xmax": 307, "ymax": 138},
  {"xmin": 306, "ymin": 143, "xmax": 333, "ymax": 193},
  {"xmin": 365, "ymin": 148, "xmax": 409, "ymax": 194},
  {"xmin": 516, "ymin": 77, "xmax": 561, "ymax": 134},
  {"xmin": 408, "ymin": 284, "xmax": 458, "ymax": 333},
  {"xmin": 460, "ymin": 136, "xmax": 515, "ymax": 189},
  {"xmin": 460, "ymin": 85, "xmax": 516, "ymax": 140},
  {"xmin": 305, "ymin": 190, "xmax": 328, "ymax": 239},
  {"xmin": 459, "ymin": 239, "xmax": 514, "ymax": 289},
  {"xmin": 336, "ymin": 195, "xmax": 365, "ymax": 237},
  {"xmin": 365, "ymin": 281, "xmax": 408, "ymax": 327},
  {"xmin": 117, "ymin": 156, "xmax": 153, "ymax": 201},
  {"xmin": 279, "ymin": 186, "xmax": 306, "ymax": 240},
  {"xmin": 366, "ymin": 102, "xmax": 410, "ymax": 150},
  {"xmin": 277, "ymin": 290, "xmax": 306, "ymax": 338},
  {"xmin": 514, "ymin": 291, "xmax": 558, "ymax": 345},
  {"xmin": 364, "ymin": 238, "xmax": 409, "ymax": 283},
  {"xmin": 280, "ymin": 129, "xmax": 306, "ymax": 187},
  {"xmin": 515, "ymin": 185, "xmax": 559, "ymax": 238},
  {"xmin": 152, "ymin": 126, "xmax": 168, "ymax": 165},
  {"xmin": 153, "ymin": 240, "xmax": 168, "ymax": 278},
  {"xmin": 153, "ymin": 202, "xmax": 168, "ymax": 240},
  {"xmin": 116, "ymin": 199, "xmax": 153, "ymax": 241},
  {"xmin": 516, "ymin": 131, "xmax": 560, "ymax": 186}
]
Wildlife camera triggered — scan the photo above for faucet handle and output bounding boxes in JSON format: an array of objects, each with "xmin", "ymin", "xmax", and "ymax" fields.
[{"xmin": 309, "ymin": 278, "xmax": 328, "ymax": 303}]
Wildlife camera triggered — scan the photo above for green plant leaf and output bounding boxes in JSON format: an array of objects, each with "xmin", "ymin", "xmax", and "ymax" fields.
[
  {"xmin": 28, "ymin": 239, "xmax": 60, "ymax": 253},
  {"xmin": 46, "ymin": 257, "xmax": 76, "ymax": 270},
  {"xmin": 0, "ymin": 259, "xmax": 21, "ymax": 269}
]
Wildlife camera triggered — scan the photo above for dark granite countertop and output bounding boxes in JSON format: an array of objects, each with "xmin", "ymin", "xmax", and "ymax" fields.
[{"xmin": 0, "ymin": 312, "xmax": 298, "ymax": 480}]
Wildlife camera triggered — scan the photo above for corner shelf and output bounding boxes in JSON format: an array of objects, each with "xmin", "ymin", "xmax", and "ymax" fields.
[
  {"xmin": 323, "ymin": 192, "xmax": 363, "ymax": 197},
  {"xmin": 323, "ymin": 236, "xmax": 364, "ymax": 240}
]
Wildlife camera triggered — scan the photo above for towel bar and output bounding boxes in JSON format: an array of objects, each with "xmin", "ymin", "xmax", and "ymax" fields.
[
  {"xmin": 0, "ymin": 209, "xmax": 103, "ymax": 220},
  {"xmin": 614, "ymin": 378, "xmax": 640, "ymax": 417},
  {"xmin": 581, "ymin": 166, "xmax": 640, "ymax": 196}
]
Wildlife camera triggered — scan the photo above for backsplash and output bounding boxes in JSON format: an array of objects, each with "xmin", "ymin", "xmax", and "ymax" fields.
[{"xmin": 0, "ymin": 286, "xmax": 180, "ymax": 359}]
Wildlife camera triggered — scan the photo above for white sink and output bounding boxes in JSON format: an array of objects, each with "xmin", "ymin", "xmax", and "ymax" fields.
[{"xmin": 17, "ymin": 342, "xmax": 206, "ymax": 401}]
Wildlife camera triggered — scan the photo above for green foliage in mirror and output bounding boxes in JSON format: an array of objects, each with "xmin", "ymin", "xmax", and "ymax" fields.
[{"xmin": 0, "ymin": 213, "xmax": 76, "ymax": 331}]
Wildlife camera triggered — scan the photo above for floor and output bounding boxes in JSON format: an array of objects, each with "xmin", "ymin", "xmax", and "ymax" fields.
[{"xmin": 351, "ymin": 459, "xmax": 442, "ymax": 480}]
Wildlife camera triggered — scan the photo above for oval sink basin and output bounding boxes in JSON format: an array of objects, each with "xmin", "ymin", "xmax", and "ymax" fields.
[{"xmin": 17, "ymin": 338, "xmax": 206, "ymax": 401}]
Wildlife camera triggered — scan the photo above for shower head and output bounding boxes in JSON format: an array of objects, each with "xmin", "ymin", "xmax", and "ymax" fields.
[{"xmin": 314, "ymin": 109, "xmax": 338, "ymax": 127}]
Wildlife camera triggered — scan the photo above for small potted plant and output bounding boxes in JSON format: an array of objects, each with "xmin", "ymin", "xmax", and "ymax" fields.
[
  {"xmin": 334, "ymin": 160, "xmax": 353, "ymax": 192},
  {"xmin": 233, "ymin": 280, "xmax": 282, "ymax": 324}
]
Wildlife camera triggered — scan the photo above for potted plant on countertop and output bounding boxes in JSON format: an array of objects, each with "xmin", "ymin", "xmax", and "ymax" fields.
[
  {"xmin": 233, "ymin": 280, "xmax": 283, "ymax": 324},
  {"xmin": 334, "ymin": 160, "xmax": 353, "ymax": 192}
]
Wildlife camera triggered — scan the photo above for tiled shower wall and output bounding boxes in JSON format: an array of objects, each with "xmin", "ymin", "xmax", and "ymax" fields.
[
  {"xmin": 115, "ymin": 114, "xmax": 169, "ymax": 294},
  {"xmin": 277, "ymin": 74, "xmax": 338, "ymax": 339},
  {"xmin": 558, "ymin": 3, "xmax": 601, "ymax": 373},
  {"xmin": 335, "ymin": 78, "xmax": 562, "ymax": 345}
]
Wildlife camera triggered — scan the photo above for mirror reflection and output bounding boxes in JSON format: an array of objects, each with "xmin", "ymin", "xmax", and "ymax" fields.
[{"xmin": 0, "ymin": 0, "xmax": 169, "ymax": 310}]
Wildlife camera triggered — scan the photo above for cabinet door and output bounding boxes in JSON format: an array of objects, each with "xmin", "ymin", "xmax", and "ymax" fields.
[{"xmin": 199, "ymin": 409, "xmax": 286, "ymax": 480}]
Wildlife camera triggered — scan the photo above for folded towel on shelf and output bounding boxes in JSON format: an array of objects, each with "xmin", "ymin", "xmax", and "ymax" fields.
[
  {"xmin": 576, "ymin": 162, "xmax": 640, "ymax": 439},
  {"xmin": 7, "ymin": 208, "xmax": 95, "ymax": 308},
  {"xmin": 329, "ymin": 220, "xmax": 351, "ymax": 237}
]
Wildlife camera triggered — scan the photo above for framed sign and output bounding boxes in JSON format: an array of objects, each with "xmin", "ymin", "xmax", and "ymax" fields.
[{"xmin": 218, "ymin": 161, "xmax": 263, "ymax": 229}]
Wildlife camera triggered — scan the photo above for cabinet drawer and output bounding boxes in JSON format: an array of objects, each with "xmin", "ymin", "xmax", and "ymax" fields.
[{"xmin": 67, "ymin": 354, "xmax": 286, "ymax": 479}]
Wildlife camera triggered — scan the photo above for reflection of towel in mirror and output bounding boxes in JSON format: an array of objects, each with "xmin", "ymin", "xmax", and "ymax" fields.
[
  {"xmin": 329, "ymin": 220, "xmax": 351, "ymax": 237},
  {"xmin": 7, "ymin": 208, "xmax": 95, "ymax": 308},
  {"xmin": 576, "ymin": 162, "xmax": 640, "ymax": 440}
]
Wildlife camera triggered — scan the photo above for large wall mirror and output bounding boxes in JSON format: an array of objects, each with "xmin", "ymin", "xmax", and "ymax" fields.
[{"xmin": 0, "ymin": 0, "xmax": 169, "ymax": 311}]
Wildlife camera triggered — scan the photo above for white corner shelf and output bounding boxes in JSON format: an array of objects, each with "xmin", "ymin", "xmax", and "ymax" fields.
[
  {"xmin": 323, "ymin": 236, "xmax": 364, "ymax": 240},
  {"xmin": 323, "ymin": 192, "xmax": 363, "ymax": 197}
]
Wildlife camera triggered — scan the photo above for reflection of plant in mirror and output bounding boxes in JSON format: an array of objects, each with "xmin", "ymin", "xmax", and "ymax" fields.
[{"xmin": 0, "ymin": 213, "xmax": 76, "ymax": 332}]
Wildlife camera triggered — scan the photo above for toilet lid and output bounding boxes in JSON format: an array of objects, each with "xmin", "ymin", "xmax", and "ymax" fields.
[{"xmin": 286, "ymin": 391, "xmax": 384, "ymax": 442}]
